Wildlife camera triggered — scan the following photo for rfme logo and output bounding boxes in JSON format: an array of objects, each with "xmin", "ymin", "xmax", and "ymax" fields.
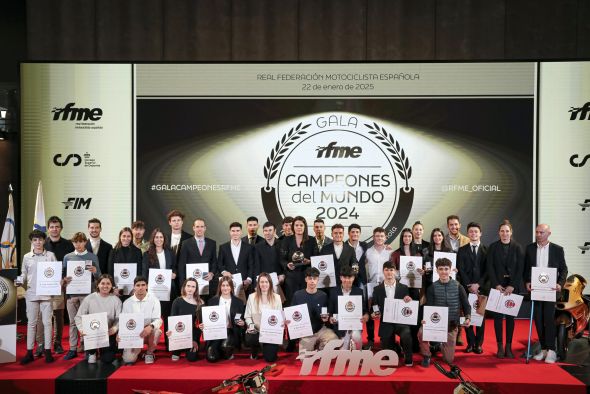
[
  {"xmin": 52, "ymin": 103, "xmax": 103, "ymax": 121},
  {"xmin": 316, "ymin": 141, "xmax": 362, "ymax": 158},
  {"xmin": 569, "ymin": 102, "xmax": 590, "ymax": 120}
]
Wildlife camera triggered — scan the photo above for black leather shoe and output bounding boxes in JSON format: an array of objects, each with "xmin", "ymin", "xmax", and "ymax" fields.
[
  {"xmin": 464, "ymin": 346, "xmax": 473, "ymax": 353},
  {"xmin": 474, "ymin": 346, "xmax": 483, "ymax": 354}
]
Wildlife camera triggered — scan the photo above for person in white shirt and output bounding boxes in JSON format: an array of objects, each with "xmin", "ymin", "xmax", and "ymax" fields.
[
  {"xmin": 17, "ymin": 230, "xmax": 57, "ymax": 364},
  {"xmin": 364, "ymin": 227, "xmax": 393, "ymax": 349},
  {"xmin": 118, "ymin": 276, "xmax": 162, "ymax": 365}
]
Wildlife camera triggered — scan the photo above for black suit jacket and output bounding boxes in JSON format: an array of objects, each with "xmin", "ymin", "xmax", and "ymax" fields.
[
  {"xmin": 167, "ymin": 230, "xmax": 192, "ymax": 259},
  {"xmin": 320, "ymin": 242, "xmax": 360, "ymax": 286},
  {"xmin": 328, "ymin": 286, "xmax": 367, "ymax": 337},
  {"xmin": 457, "ymin": 243, "xmax": 489, "ymax": 294},
  {"xmin": 254, "ymin": 240, "xmax": 284, "ymax": 278},
  {"xmin": 242, "ymin": 235, "xmax": 264, "ymax": 246},
  {"xmin": 108, "ymin": 245, "xmax": 143, "ymax": 279},
  {"xmin": 207, "ymin": 295, "xmax": 245, "ymax": 326},
  {"xmin": 177, "ymin": 237, "xmax": 218, "ymax": 285},
  {"xmin": 371, "ymin": 281, "xmax": 410, "ymax": 337},
  {"xmin": 279, "ymin": 236, "xmax": 316, "ymax": 273},
  {"xmin": 486, "ymin": 240, "xmax": 525, "ymax": 294},
  {"xmin": 217, "ymin": 241, "xmax": 255, "ymax": 281},
  {"xmin": 142, "ymin": 248, "xmax": 178, "ymax": 295},
  {"xmin": 86, "ymin": 239, "xmax": 113, "ymax": 276},
  {"xmin": 524, "ymin": 242, "xmax": 568, "ymax": 289}
]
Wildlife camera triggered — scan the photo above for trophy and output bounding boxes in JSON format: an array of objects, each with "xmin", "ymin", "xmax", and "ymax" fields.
[
  {"xmin": 292, "ymin": 251, "xmax": 305, "ymax": 267},
  {"xmin": 351, "ymin": 261, "xmax": 360, "ymax": 275}
]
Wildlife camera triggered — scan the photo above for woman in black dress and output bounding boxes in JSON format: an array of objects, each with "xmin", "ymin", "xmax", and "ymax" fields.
[{"xmin": 167, "ymin": 278, "xmax": 204, "ymax": 362}]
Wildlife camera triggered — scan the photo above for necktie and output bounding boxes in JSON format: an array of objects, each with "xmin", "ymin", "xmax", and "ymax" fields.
[
  {"xmin": 472, "ymin": 245, "xmax": 477, "ymax": 257},
  {"xmin": 198, "ymin": 239, "xmax": 204, "ymax": 255},
  {"xmin": 250, "ymin": 237, "xmax": 256, "ymax": 245}
]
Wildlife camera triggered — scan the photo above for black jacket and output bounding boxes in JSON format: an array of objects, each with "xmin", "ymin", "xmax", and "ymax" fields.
[
  {"xmin": 486, "ymin": 240, "xmax": 525, "ymax": 294},
  {"xmin": 85, "ymin": 239, "xmax": 113, "ymax": 276},
  {"xmin": 371, "ymin": 281, "xmax": 410, "ymax": 338}
]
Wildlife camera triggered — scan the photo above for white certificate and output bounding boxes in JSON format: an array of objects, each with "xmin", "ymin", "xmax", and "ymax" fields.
[
  {"xmin": 113, "ymin": 263, "xmax": 137, "ymax": 295},
  {"xmin": 186, "ymin": 263, "xmax": 209, "ymax": 295},
  {"xmin": 422, "ymin": 306, "xmax": 449, "ymax": 343},
  {"xmin": 118, "ymin": 313, "xmax": 144, "ymax": 349},
  {"xmin": 231, "ymin": 273, "xmax": 247, "ymax": 303},
  {"xmin": 531, "ymin": 267, "xmax": 557, "ymax": 302},
  {"xmin": 284, "ymin": 304, "xmax": 313, "ymax": 339},
  {"xmin": 66, "ymin": 260, "xmax": 92, "ymax": 295},
  {"xmin": 35, "ymin": 260, "xmax": 63, "ymax": 296},
  {"xmin": 432, "ymin": 252, "xmax": 457, "ymax": 281},
  {"xmin": 168, "ymin": 314, "xmax": 193, "ymax": 351},
  {"xmin": 399, "ymin": 256, "xmax": 423, "ymax": 289},
  {"xmin": 468, "ymin": 293, "xmax": 485, "ymax": 327},
  {"xmin": 202, "ymin": 305, "xmax": 228, "ymax": 341},
  {"xmin": 382, "ymin": 298, "xmax": 419, "ymax": 325},
  {"xmin": 311, "ymin": 255, "xmax": 336, "ymax": 288},
  {"xmin": 148, "ymin": 269, "xmax": 172, "ymax": 301},
  {"xmin": 259, "ymin": 308, "xmax": 285, "ymax": 345},
  {"xmin": 337, "ymin": 295, "xmax": 363, "ymax": 330},
  {"xmin": 486, "ymin": 288, "xmax": 524, "ymax": 317},
  {"xmin": 81, "ymin": 312, "xmax": 109, "ymax": 350}
]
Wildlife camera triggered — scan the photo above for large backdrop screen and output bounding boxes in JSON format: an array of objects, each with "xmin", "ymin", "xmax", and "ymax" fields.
[{"xmin": 21, "ymin": 62, "xmax": 590, "ymax": 279}]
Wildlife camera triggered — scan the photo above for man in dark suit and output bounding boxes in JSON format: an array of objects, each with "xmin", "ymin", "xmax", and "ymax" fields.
[
  {"xmin": 371, "ymin": 261, "xmax": 415, "ymax": 367},
  {"xmin": 524, "ymin": 223, "xmax": 568, "ymax": 364},
  {"xmin": 457, "ymin": 222, "xmax": 488, "ymax": 354},
  {"xmin": 166, "ymin": 209, "xmax": 192, "ymax": 260},
  {"xmin": 312, "ymin": 219, "xmax": 332, "ymax": 255},
  {"xmin": 218, "ymin": 222, "xmax": 255, "ymax": 294},
  {"xmin": 328, "ymin": 265, "xmax": 368, "ymax": 350},
  {"xmin": 320, "ymin": 224, "xmax": 358, "ymax": 287},
  {"xmin": 85, "ymin": 218, "xmax": 112, "ymax": 276},
  {"xmin": 278, "ymin": 216, "xmax": 293, "ymax": 241},
  {"xmin": 242, "ymin": 216, "xmax": 264, "ymax": 246},
  {"xmin": 253, "ymin": 222, "xmax": 284, "ymax": 284},
  {"xmin": 346, "ymin": 223, "xmax": 368, "ymax": 287},
  {"xmin": 178, "ymin": 218, "xmax": 218, "ymax": 297}
]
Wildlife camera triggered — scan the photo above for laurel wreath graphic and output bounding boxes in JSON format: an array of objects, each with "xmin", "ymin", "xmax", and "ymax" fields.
[
  {"xmin": 364, "ymin": 122, "xmax": 412, "ymax": 189},
  {"xmin": 263, "ymin": 122, "xmax": 311, "ymax": 189}
]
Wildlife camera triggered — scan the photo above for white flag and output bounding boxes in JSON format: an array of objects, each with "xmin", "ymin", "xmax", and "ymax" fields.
[
  {"xmin": 1, "ymin": 191, "xmax": 17, "ymax": 269},
  {"xmin": 33, "ymin": 181, "xmax": 46, "ymax": 232}
]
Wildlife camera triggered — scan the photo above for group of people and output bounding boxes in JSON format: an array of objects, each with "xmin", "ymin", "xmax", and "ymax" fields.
[{"xmin": 17, "ymin": 211, "xmax": 568, "ymax": 368}]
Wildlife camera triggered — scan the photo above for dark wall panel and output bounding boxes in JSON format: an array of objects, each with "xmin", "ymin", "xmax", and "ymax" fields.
[
  {"xmin": 505, "ymin": 0, "xmax": 578, "ymax": 59},
  {"xmin": 96, "ymin": 0, "xmax": 163, "ymax": 60},
  {"xmin": 367, "ymin": 0, "xmax": 435, "ymax": 60},
  {"xmin": 578, "ymin": 0, "xmax": 590, "ymax": 57},
  {"xmin": 27, "ymin": 0, "xmax": 96, "ymax": 61},
  {"xmin": 299, "ymin": 0, "xmax": 367, "ymax": 60},
  {"xmin": 436, "ymin": 0, "xmax": 505, "ymax": 59},
  {"xmin": 233, "ymin": 0, "xmax": 298, "ymax": 61},
  {"xmin": 164, "ymin": 0, "xmax": 232, "ymax": 61}
]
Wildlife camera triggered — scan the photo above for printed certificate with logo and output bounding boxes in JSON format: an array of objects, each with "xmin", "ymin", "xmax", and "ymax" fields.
[
  {"xmin": 186, "ymin": 263, "xmax": 209, "ymax": 295},
  {"xmin": 399, "ymin": 256, "xmax": 423, "ymax": 289},
  {"xmin": 311, "ymin": 255, "xmax": 336, "ymax": 288},
  {"xmin": 284, "ymin": 304, "xmax": 313, "ymax": 339},
  {"xmin": 168, "ymin": 314, "xmax": 193, "ymax": 351},
  {"xmin": 81, "ymin": 312, "xmax": 109, "ymax": 350},
  {"xmin": 432, "ymin": 252, "xmax": 457, "ymax": 282},
  {"xmin": 231, "ymin": 273, "xmax": 247, "ymax": 303},
  {"xmin": 337, "ymin": 295, "xmax": 363, "ymax": 330},
  {"xmin": 422, "ymin": 306, "xmax": 449, "ymax": 342},
  {"xmin": 66, "ymin": 260, "xmax": 91, "ymax": 295},
  {"xmin": 485, "ymin": 288, "xmax": 524, "ymax": 317},
  {"xmin": 148, "ymin": 268, "xmax": 172, "ymax": 301},
  {"xmin": 35, "ymin": 261, "xmax": 63, "ymax": 296},
  {"xmin": 113, "ymin": 263, "xmax": 137, "ymax": 295},
  {"xmin": 383, "ymin": 298, "xmax": 419, "ymax": 325},
  {"xmin": 118, "ymin": 312, "xmax": 144, "ymax": 349},
  {"xmin": 259, "ymin": 308, "xmax": 285, "ymax": 345},
  {"xmin": 531, "ymin": 267, "xmax": 557, "ymax": 302},
  {"xmin": 202, "ymin": 305, "xmax": 227, "ymax": 341},
  {"xmin": 467, "ymin": 293, "xmax": 484, "ymax": 327}
]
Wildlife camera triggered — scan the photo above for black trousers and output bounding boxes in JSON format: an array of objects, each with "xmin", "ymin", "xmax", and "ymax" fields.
[
  {"xmin": 87, "ymin": 334, "xmax": 117, "ymax": 363},
  {"xmin": 380, "ymin": 323, "xmax": 413, "ymax": 361},
  {"xmin": 534, "ymin": 300, "xmax": 556, "ymax": 351},
  {"xmin": 245, "ymin": 332, "xmax": 279, "ymax": 362}
]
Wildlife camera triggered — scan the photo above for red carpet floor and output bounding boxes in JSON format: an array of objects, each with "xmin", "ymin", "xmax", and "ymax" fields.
[{"xmin": 1, "ymin": 320, "xmax": 587, "ymax": 393}]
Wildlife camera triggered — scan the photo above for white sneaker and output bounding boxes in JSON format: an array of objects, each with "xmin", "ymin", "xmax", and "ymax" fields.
[
  {"xmin": 545, "ymin": 350, "xmax": 557, "ymax": 364},
  {"xmin": 144, "ymin": 353, "xmax": 155, "ymax": 364},
  {"xmin": 87, "ymin": 354, "xmax": 97, "ymax": 364},
  {"xmin": 533, "ymin": 350, "xmax": 547, "ymax": 361},
  {"xmin": 171, "ymin": 355, "xmax": 180, "ymax": 362}
]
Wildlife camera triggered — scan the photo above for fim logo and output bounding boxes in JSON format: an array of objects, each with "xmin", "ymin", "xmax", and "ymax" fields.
[
  {"xmin": 430, "ymin": 312, "xmax": 441, "ymax": 324},
  {"xmin": 316, "ymin": 141, "xmax": 362, "ymax": 158},
  {"xmin": 579, "ymin": 199, "xmax": 590, "ymax": 211},
  {"xmin": 52, "ymin": 102, "xmax": 103, "ymax": 121},
  {"xmin": 569, "ymin": 102, "xmax": 590, "ymax": 120},
  {"xmin": 126, "ymin": 319, "xmax": 137, "ymax": 331},
  {"xmin": 62, "ymin": 197, "xmax": 92, "ymax": 210},
  {"xmin": 268, "ymin": 315, "xmax": 279, "ymax": 326},
  {"xmin": 578, "ymin": 242, "xmax": 590, "ymax": 254},
  {"xmin": 175, "ymin": 321, "xmax": 185, "ymax": 332}
]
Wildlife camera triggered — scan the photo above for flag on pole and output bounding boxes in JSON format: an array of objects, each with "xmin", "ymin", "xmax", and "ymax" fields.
[
  {"xmin": 33, "ymin": 180, "xmax": 46, "ymax": 232},
  {"xmin": 1, "ymin": 188, "xmax": 17, "ymax": 269}
]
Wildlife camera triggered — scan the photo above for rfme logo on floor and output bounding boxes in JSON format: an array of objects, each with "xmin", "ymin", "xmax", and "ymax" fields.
[{"xmin": 296, "ymin": 339, "xmax": 399, "ymax": 376}]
